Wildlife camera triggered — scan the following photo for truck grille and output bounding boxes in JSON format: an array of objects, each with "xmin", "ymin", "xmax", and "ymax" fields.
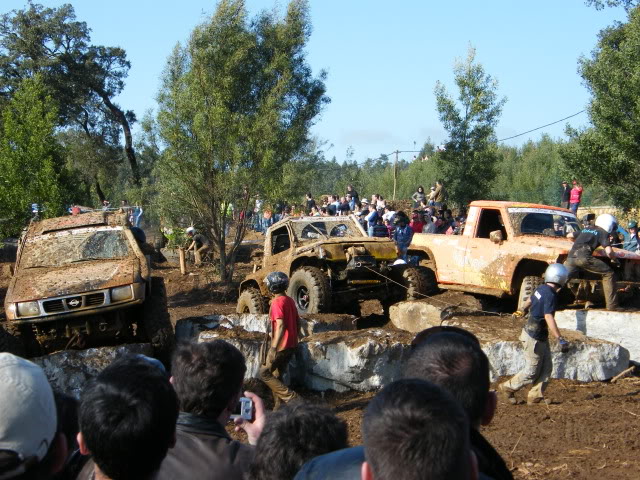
[
  {"xmin": 43, "ymin": 299, "xmax": 65, "ymax": 313},
  {"xmin": 42, "ymin": 292, "xmax": 105, "ymax": 313}
]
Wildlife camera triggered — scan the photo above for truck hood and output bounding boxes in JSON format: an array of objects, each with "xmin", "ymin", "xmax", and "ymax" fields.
[
  {"xmin": 517, "ymin": 235, "xmax": 640, "ymax": 260},
  {"xmin": 296, "ymin": 237, "xmax": 397, "ymax": 261},
  {"xmin": 7, "ymin": 259, "xmax": 137, "ymax": 303}
]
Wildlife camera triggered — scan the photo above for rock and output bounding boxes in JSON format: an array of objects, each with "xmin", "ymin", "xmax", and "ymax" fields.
[
  {"xmin": 389, "ymin": 300, "xmax": 630, "ymax": 382},
  {"xmin": 33, "ymin": 343, "xmax": 153, "ymax": 398},
  {"xmin": 555, "ymin": 309, "xmax": 640, "ymax": 362},
  {"xmin": 297, "ymin": 329, "xmax": 414, "ymax": 392},
  {"xmin": 198, "ymin": 327, "xmax": 265, "ymax": 379},
  {"xmin": 177, "ymin": 313, "xmax": 356, "ymax": 343}
]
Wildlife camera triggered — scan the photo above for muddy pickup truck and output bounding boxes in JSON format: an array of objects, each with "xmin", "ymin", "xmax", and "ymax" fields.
[
  {"xmin": 1, "ymin": 211, "xmax": 174, "ymax": 358},
  {"xmin": 408, "ymin": 201, "xmax": 640, "ymax": 309},
  {"xmin": 237, "ymin": 215, "xmax": 436, "ymax": 315}
]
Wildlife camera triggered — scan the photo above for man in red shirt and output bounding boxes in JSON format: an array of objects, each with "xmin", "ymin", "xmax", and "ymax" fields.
[{"xmin": 259, "ymin": 271, "xmax": 300, "ymax": 408}]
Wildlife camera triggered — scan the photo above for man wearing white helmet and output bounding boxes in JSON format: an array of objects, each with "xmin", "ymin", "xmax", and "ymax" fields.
[
  {"xmin": 499, "ymin": 264, "xmax": 570, "ymax": 406},
  {"xmin": 185, "ymin": 227, "xmax": 210, "ymax": 266},
  {"xmin": 564, "ymin": 213, "xmax": 620, "ymax": 310}
]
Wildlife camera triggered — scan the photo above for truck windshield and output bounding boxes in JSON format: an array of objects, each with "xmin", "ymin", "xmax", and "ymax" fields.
[
  {"xmin": 508, "ymin": 208, "xmax": 580, "ymax": 237},
  {"xmin": 20, "ymin": 227, "xmax": 132, "ymax": 269},
  {"xmin": 292, "ymin": 218, "xmax": 363, "ymax": 241}
]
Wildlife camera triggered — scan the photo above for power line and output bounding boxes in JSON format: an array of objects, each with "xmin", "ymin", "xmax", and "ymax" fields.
[{"xmin": 498, "ymin": 110, "xmax": 585, "ymax": 142}]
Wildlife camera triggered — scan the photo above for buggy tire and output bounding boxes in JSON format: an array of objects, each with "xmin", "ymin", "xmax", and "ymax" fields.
[
  {"xmin": 288, "ymin": 267, "xmax": 331, "ymax": 314},
  {"xmin": 139, "ymin": 277, "xmax": 175, "ymax": 364},
  {"xmin": 402, "ymin": 266, "xmax": 438, "ymax": 300},
  {"xmin": 237, "ymin": 288, "xmax": 268, "ymax": 314},
  {"xmin": 517, "ymin": 275, "xmax": 544, "ymax": 311},
  {"xmin": 0, "ymin": 322, "xmax": 26, "ymax": 356}
]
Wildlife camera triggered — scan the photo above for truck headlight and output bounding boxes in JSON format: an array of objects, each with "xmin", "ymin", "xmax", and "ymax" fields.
[
  {"xmin": 16, "ymin": 301, "xmax": 40, "ymax": 317},
  {"xmin": 111, "ymin": 285, "xmax": 133, "ymax": 302}
]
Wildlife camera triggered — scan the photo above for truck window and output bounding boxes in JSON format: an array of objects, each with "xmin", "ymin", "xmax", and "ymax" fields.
[
  {"xmin": 271, "ymin": 226, "xmax": 291, "ymax": 254},
  {"xmin": 475, "ymin": 209, "xmax": 508, "ymax": 240}
]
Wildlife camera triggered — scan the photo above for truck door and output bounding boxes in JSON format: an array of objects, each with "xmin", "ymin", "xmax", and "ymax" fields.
[
  {"xmin": 263, "ymin": 225, "xmax": 294, "ymax": 271},
  {"xmin": 424, "ymin": 234, "xmax": 468, "ymax": 284},
  {"xmin": 463, "ymin": 208, "xmax": 510, "ymax": 291}
]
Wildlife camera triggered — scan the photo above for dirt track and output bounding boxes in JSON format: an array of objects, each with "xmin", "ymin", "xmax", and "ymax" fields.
[{"xmin": 2, "ymin": 259, "xmax": 639, "ymax": 479}]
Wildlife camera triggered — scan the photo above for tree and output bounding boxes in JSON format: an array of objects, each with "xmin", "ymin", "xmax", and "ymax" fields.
[
  {"xmin": 433, "ymin": 47, "xmax": 506, "ymax": 207},
  {"xmin": 562, "ymin": 7, "xmax": 640, "ymax": 208},
  {"xmin": 0, "ymin": 3, "xmax": 141, "ymax": 189},
  {"xmin": 0, "ymin": 76, "xmax": 66, "ymax": 236},
  {"xmin": 585, "ymin": 0, "xmax": 638, "ymax": 11},
  {"xmin": 155, "ymin": 0, "xmax": 328, "ymax": 282}
]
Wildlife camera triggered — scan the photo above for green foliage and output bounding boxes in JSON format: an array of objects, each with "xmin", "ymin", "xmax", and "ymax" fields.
[
  {"xmin": 163, "ymin": 227, "xmax": 187, "ymax": 248},
  {"xmin": 491, "ymin": 135, "xmax": 569, "ymax": 205},
  {"xmin": 562, "ymin": 7, "xmax": 640, "ymax": 209},
  {"xmin": 585, "ymin": 0, "xmax": 638, "ymax": 10},
  {"xmin": 0, "ymin": 76, "xmax": 65, "ymax": 236},
  {"xmin": 155, "ymin": 0, "xmax": 327, "ymax": 281},
  {"xmin": 0, "ymin": 2, "xmax": 141, "ymax": 191},
  {"xmin": 434, "ymin": 47, "xmax": 506, "ymax": 207}
]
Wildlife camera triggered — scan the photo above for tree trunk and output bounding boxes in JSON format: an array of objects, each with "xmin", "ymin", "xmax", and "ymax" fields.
[{"xmin": 95, "ymin": 89, "xmax": 141, "ymax": 186}]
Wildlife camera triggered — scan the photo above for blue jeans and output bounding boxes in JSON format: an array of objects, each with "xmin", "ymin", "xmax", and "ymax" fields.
[
  {"xmin": 367, "ymin": 226, "xmax": 374, "ymax": 237},
  {"xmin": 569, "ymin": 202, "xmax": 579, "ymax": 215}
]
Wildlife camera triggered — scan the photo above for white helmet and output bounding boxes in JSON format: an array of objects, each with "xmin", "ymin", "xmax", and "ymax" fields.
[
  {"xmin": 544, "ymin": 263, "xmax": 569, "ymax": 287},
  {"xmin": 186, "ymin": 226, "xmax": 195, "ymax": 235},
  {"xmin": 595, "ymin": 213, "xmax": 617, "ymax": 234}
]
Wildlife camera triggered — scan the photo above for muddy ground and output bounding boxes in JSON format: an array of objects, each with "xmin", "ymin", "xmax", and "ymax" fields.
[{"xmin": 1, "ymin": 258, "xmax": 639, "ymax": 479}]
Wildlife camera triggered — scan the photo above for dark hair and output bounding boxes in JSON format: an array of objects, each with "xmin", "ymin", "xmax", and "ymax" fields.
[
  {"xmin": 54, "ymin": 391, "xmax": 79, "ymax": 453},
  {"xmin": 79, "ymin": 356, "xmax": 179, "ymax": 480},
  {"xmin": 362, "ymin": 379, "xmax": 470, "ymax": 480},
  {"xmin": 171, "ymin": 341, "xmax": 246, "ymax": 419},
  {"xmin": 247, "ymin": 402, "xmax": 348, "ymax": 480},
  {"xmin": 417, "ymin": 185, "xmax": 424, "ymax": 193},
  {"xmin": 405, "ymin": 331, "xmax": 489, "ymax": 425}
]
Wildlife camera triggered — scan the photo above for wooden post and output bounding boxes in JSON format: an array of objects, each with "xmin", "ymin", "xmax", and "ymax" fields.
[
  {"xmin": 393, "ymin": 150, "xmax": 398, "ymax": 200},
  {"xmin": 178, "ymin": 247, "xmax": 186, "ymax": 275}
]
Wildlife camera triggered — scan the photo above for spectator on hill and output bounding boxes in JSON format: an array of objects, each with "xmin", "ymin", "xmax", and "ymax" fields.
[
  {"xmin": 365, "ymin": 207, "xmax": 380, "ymax": 237},
  {"xmin": 305, "ymin": 194, "xmax": 316, "ymax": 214},
  {"xmin": 326, "ymin": 196, "xmax": 337, "ymax": 216},
  {"xmin": 427, "ymin": 186, "xmax": 436, "ymax": 206},
  {"xmin": 383, "ymin": 219, "xmax": 395, "ymax": 239},
  {"xmin": 382, "ymin": 205, "xmax": 396, "ymax": 224},
  {"xmin": 433, "ymin": 180, "xmax": 446, "ymax": 208},
  {"xmin": 361, "ymin": 379, "xmax": 476, "ymax": 480},
  {"xmin": 376, "ymin": 195, "xmax": 386, "ymax": 209},
  {"xmin": 422, "ymin": 213, "xmax": 437, "ymax": 234},
  {"xmin": 569, "ymin": 180, "xmax": 583, "ymax": 215},
  {"xmin": 338, "ymin": 197, "xmax": 351, "ymax": 216},
  {"xmin": 310, "ymin": 206, "xmax": 321, "ymax": 217},
  {"xmin": 560, "ymin": 181, "xmax": 571, "ymax": 209},
  {"xmin": 393, "ymin": 213, "xmax": 413, "ymax": 261},
  {"xmin": 346, "ymin": 185, "xmax": 359, "ymax": 204},
  {"xmin": 409, "ymin": 211, "xmax": 424, "ymax": 233},
  {"xmin": 247, "ymin": 403, "xmax": 347, "ymax": 480},
  {"xmin": 411, "ymin": 186, "xmax": 426, "ymax": 208},
  {"xmin": 76, "ymin": 355, "xmax": 179, "ymax": 480},
  {"xmin": 157, "ymin": 341, "xmax": 266, "ymax": 480},
  {"xmin": 372, "ymin": 217, "xmax": 389, "ymax": 238},
  {"xmin": 0, "ymin": 353, "xmax": 68, "ymax": 480}
]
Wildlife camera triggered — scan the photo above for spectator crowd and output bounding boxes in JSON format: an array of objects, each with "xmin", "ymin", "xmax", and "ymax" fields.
[{"xmin": 0, "ymin": 324, "xmax": 514, "ymax": 480}]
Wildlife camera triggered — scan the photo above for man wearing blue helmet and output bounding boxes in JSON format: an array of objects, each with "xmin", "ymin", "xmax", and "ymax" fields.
[{"xmin": 499, "ymin": 263, "xmax": 570, "ymax": 406}]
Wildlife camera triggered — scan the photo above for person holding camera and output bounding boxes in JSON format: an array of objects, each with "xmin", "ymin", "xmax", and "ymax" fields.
[
  {"xmin": 499, "ymin": 264, "xmax": 570, "ymax": 406},
  {"xmin": 260, "ymin": 271, "xmax": 300, "ymax": 409}
]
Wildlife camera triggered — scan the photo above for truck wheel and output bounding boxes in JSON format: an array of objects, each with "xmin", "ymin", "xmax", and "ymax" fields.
[
  {"xmin": 517, "ymin": 276, "xmax": 543, "ymax": 311},
  {"xmin": 237, "ymin": 288, "xmax": 268, "ymax": 314},
  {"xmin": 402, "ymin": 266, "xmax": 438, "ymax": 300},
  {"xmin": 288, "ymin": 267, "xmax": 331, "ymax": 314},
  {"xmin": 0, "ymin": 322, "xmax": 26, "ymax": 356},
  {"xmin": 139, "ymin": 277, "xmax": 175, "ymax": 364}
]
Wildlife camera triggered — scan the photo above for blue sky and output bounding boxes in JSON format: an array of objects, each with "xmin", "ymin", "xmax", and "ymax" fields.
[{"xmin": 2, "ymin": 1, "xmax": 628, "ymax": 162}]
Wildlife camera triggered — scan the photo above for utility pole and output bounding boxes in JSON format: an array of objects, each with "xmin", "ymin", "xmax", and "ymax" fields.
[{"xmin": 393, "ymin": 150, "xmax": 398, "ymax": 200}]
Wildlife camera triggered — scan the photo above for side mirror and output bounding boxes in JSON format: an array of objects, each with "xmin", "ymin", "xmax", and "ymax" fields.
[{"xmin": 489, "ymin": 230, "xmax": 503, "ymax": 244}]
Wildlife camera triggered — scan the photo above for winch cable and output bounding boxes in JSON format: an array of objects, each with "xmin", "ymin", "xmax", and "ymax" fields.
[{"xmin": 362, "ymin": 265, "xmax": 510, "ymax": 318}]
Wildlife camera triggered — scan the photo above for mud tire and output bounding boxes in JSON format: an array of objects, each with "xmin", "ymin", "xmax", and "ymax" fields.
[
  {"xmin": 237, "ymin": 288, "xmax": 268, "ymax": 314},
  {"xmin": 0, "ymin": 322, "xmax": 26, "ymax": 356},
  {"xmin": 402, "ymin": 266, "xmax": 438, "ymax": 300},
  {"xmin": 288, "ymin": 267, "xmax": 331, "ymax": 314},
  {"xmin": 139, "ymin": 277, "xmax": 175, "ymax": 364},
  {"xmin": 517, "ymin": 275, "xmax": 544, "ymax": 311}
]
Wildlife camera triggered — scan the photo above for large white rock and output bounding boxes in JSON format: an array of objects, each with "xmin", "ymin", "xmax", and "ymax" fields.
[
  {"xmin": 388, "ymin": 300, "xmax": 630, "ymax": 382},
  {"xmin": 33, "ymin": 343, "xmax": 153, "ymax": 398},
  {"xmin": 177, "ymin": 313, "xmax": 356, "ymax": 342},
  {"xmin": 297, "ymin": 329, "xmax": 413, "ymax": 392},
  {"xmin": 555, "ymin": 309, "xmax": 640, "ymax": 362},
  {"xmin": 198, "ymin": 328, "xmax": 265, "ymax": 379}
]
